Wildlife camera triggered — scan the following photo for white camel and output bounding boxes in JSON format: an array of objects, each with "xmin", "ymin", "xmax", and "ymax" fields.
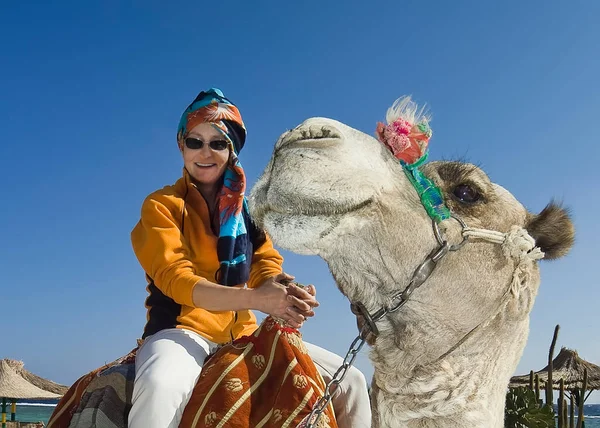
[{"xmin": 249, "ymin": 97, "xmax": 574, "ymax": 428}]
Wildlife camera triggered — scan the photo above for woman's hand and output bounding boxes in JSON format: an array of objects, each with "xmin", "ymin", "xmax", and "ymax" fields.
[
  {"xmin": 286, "ymin": 282, "xmax": 319, "ymax": 320},
  {"xmin": 252, "ymin": 273, "xmax": 319, "ymax": 328}
]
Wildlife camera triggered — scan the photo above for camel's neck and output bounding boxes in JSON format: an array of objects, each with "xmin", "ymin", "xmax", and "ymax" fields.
[
  {"xmin": 321, "ymin": 212, "xmax": 538, "ymax": 427},
  {"xmin": 369, "ymin": 311, "xmax": 530, "ymax": 428}
]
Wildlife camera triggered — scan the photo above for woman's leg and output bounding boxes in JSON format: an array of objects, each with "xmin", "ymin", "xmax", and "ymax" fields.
[
  {"xmin": 128, "ymin": 328, "xmax": 216, "ymax": 428},
  {"xmin": 305, "ymin": 342, "xmax": 372, "ymax": 428}
]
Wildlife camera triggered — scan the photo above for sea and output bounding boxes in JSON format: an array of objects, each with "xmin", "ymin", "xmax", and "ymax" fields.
[
  {"xmin": 554, "ymin": 404, "xmax": 600, "ymax": 428},
  {"xmin": 8, "ymin": 400, "xmax": 600, "ymax": 426},
  {"xmin": 5, "ymin": 399, "xmax": 59, "ymax": 424}
]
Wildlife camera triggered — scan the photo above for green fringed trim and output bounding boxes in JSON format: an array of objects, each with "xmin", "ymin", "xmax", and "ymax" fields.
[
  {"xmin": 416, "ymin": 122, "xmax": 432, "ymax": 138},
  {"xmin": 401, "ymin": 152, "xmax": 451, "ymax": 223}
]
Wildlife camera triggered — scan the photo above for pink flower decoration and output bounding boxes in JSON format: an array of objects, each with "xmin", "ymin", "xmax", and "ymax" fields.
[
  {"xmin": 392, "ymin": 118, "xmax": 412, "ymax": 136},
  {"xmin": 376, "ymin": 119, "xmax": 431, "ymax": 164}
]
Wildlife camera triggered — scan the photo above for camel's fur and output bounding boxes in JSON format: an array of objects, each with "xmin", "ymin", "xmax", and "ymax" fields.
[{"xmin": 249, "ymin": 114, "xmax": 574, "ymax": 428}]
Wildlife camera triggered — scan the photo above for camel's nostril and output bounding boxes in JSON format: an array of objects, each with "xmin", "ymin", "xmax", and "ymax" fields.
[
  {"xmin": 305, "ymin": 125, "xmax": 341, "ymax": 140},
  {"xmin": 277, "ymin": 123, "xmax": 342, "ymax": 151},
  {"xmin": 295, "ymin": 124, "xmax": 341, "ymax": 141}
]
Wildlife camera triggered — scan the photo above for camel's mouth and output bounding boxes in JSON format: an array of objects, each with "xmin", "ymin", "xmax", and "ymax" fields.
[
  {"xmin": 266, "ymin": 197, "xmax": 373, "ymax": 218},
  {"xmin": 251, "ymin": 119, "xmax": 378, "ymax": 225},
  {"xmin": 251, "ymin": 196, "xmax": 374, "ymax": 231},
  {"xmin": 250, "ymin": 195, "xmax": 375, "ymax": 254}
]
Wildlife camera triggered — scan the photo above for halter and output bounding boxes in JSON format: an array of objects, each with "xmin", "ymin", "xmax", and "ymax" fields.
[{"xmin": 350, "ymin": 151, "xmax": 544, "ymax": 338}]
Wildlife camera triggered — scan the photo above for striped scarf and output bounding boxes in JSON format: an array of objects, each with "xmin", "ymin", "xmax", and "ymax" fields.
[{"xmin": 177, "ymin": 88, "xmax": 256, "ymax": 286}]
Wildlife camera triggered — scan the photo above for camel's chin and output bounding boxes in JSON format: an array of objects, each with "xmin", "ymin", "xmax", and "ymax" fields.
[{"xmin": 261, "ymin": 211, "xmax": 339, "ymax": 255}]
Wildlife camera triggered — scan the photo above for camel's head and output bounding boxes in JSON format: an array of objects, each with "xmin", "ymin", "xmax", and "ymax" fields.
[{"xmin": 250, "ymin": 97, "xmax": 574, "ymax": 367}]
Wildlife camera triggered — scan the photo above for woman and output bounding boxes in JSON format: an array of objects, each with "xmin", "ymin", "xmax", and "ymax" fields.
[{"xmin": 128, "ymin": 88, "xmax": 371, "ymax": 428}]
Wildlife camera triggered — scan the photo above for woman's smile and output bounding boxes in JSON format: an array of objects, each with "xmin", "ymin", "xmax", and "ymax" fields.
[{"xmin": 194, "ymin": 162, "xmax": 217, "ymax": 168}]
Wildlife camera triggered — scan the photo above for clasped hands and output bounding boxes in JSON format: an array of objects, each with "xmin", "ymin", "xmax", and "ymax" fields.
[{"xmin": 254, "ymin": 272, "xmax": 319, "ymax": 329}]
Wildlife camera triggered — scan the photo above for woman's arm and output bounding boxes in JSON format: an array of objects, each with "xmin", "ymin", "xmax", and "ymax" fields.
[
  {"xmin": 131, "ymin": 194, "xmax": 205, "ymax": 308},
  {"xmin": 132, "ymin": 195, "xmax": 309, "ymax": 325},
  {"xmin": 191, "ymin": 273, "xmax": 307, "ymax": 328}
]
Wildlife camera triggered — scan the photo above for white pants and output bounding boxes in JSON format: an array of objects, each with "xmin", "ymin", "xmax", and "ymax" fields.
[{"xmin": 128, "ymin": 328, "xmax": 371, "ymax": 428}]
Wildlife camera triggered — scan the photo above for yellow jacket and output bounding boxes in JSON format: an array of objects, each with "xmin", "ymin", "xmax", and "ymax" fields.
[{"xmin": 131, "ymin": 170, "xmax": 283, "ymax": 344}]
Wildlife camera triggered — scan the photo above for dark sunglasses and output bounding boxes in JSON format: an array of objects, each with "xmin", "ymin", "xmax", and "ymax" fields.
[{"xmin": 184, "ymin": 138, "xmax": 229, "ymax": 151}]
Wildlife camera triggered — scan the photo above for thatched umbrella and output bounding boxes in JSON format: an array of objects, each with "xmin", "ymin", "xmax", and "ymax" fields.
[
  {"xmin": 3, "ymin": 360, "xmax": 67, "ymax": 396},
  {"xmin": 0, "ymin": 359, "xmax": 65, "ymax": 426},
  {"xmin": 510, "ymin": 347, "xmax": 600, "ymax": 403}
]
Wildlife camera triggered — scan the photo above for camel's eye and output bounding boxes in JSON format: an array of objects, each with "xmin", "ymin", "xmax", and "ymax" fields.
[{"xmin": 453, "ymin": 184, "xmax": 481, "ymax": 204}]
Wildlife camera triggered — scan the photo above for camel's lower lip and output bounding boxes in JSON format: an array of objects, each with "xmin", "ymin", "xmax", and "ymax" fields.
[{"xmin": 266, "ymin": 197, "xmax": 373, "ymax": 217}]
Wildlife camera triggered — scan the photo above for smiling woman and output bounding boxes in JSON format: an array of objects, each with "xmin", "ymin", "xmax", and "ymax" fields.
[
  {"xmin": 180, "ymin": 122, "xmax": 231, "ymax": 206},
  {"xmin": 123, "ymin": 88, "xmax": 372, "ymax": 428}
]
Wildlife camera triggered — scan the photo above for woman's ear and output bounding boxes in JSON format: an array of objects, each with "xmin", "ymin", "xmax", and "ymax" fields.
[{"xmin": 526, "ymin": 201, "xmax": 575, "ymax": 260}]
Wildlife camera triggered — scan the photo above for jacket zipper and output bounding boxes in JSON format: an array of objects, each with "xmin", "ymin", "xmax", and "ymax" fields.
[{"xmin": 230, "ymin": 311, "xmax": 238, "ymax": 342}]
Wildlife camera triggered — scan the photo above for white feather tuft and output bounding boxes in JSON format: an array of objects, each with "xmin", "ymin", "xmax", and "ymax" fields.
[{"xmin": 385, "ymin": 96, "xmax": 431, "ymax": 126}]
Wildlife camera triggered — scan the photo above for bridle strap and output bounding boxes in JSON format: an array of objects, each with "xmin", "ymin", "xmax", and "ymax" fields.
[{"xmin": 350, "ymin": 220, "xmax": 543, "ymax": 340}]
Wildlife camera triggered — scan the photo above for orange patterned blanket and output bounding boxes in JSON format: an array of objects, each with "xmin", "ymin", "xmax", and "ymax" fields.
[{"xmin": 47, "ymin": 316, "xmax": 337, "ymax": 428}]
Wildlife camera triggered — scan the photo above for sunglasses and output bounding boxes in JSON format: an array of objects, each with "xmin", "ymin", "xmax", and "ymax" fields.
[{"xmin": 184, "ymin": 138, "xmax": 229, "ymax": 151}]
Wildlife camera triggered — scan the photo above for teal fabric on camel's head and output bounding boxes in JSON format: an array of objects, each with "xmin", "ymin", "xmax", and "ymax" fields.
[{"xmin": 375, "ymin": 96, "xmax": 451, "ymax": 223}]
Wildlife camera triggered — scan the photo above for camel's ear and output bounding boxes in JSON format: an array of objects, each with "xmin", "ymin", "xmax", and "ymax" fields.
[{"xmin": 526, "ymin": 202, "xmax": 574, "ymax": 260}]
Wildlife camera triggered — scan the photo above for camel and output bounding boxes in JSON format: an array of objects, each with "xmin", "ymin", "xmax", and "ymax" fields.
[{"xmin": 249, "ymin": 96, "xmax": 575, "ymax": 428}]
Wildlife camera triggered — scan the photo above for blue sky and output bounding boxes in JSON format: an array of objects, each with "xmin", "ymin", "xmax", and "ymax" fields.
[{"xmin": 1, "ymin": 1, "xmax": 599, "ymax": 403}]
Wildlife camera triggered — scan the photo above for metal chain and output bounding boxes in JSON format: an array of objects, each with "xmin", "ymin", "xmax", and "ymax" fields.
[
  {"xmin": 304, "ymin": 243, "xmax": 449, "ymax": 427},
  {"xmin": 387, "ymin": 241, "xmax": 449, "ymax": 313},
  {"xmin": 304, "ymin": 218, "xmax": 465, "ymax": 427},
  {"xmin": 305, "ymin": 330, "xmax": 367, "ymax": 427}
]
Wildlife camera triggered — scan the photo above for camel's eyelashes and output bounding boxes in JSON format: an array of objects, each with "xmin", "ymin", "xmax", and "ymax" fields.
[{"xmin": 452, "ymin": 184, "xmax": 481, "ymax": 204}]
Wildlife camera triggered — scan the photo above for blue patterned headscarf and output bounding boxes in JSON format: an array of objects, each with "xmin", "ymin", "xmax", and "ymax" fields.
[{"xmin": 178, "ymin": 88, "xmax": 258, "ymax": 286}]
